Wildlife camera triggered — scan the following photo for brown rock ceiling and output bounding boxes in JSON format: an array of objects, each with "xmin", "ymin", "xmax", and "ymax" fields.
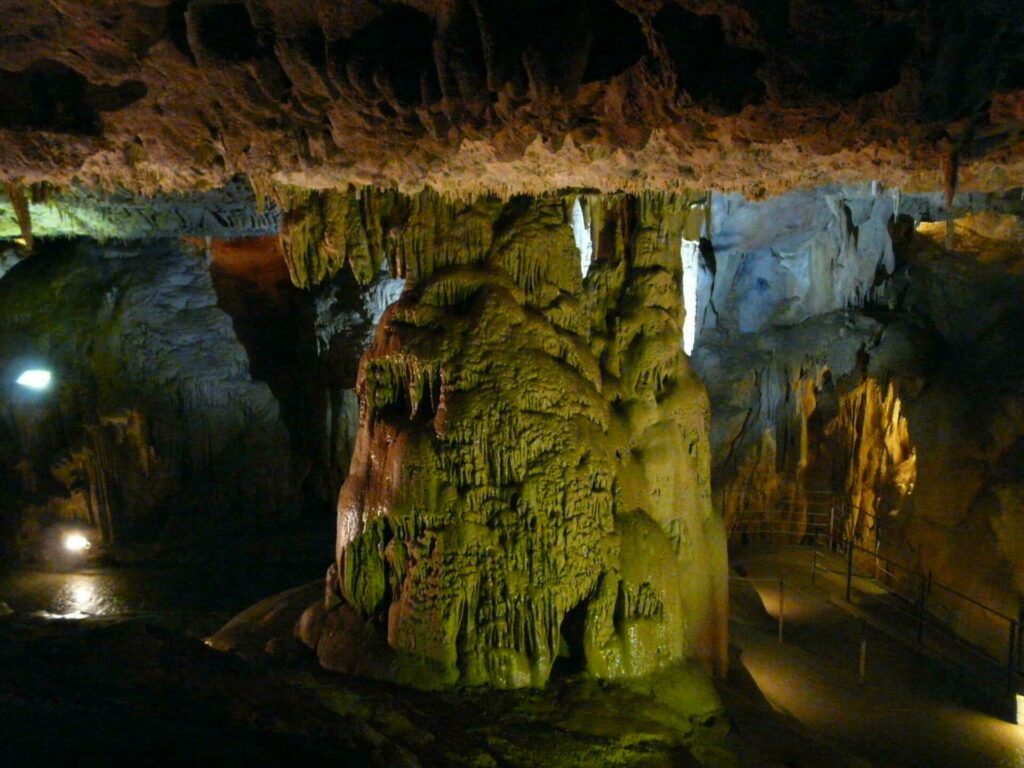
[{"xmin": 0, "ymin": 0, "xmax": 1022, "ymax": 196}]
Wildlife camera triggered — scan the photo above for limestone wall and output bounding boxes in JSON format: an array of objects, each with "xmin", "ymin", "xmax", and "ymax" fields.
[
  {"xmin": 0, "ymin": 238, "xmax": 306, "ymax": 562},
  {"xmin": 693, "ymin": 189, "xmax": 1024, "ymax": 658}
]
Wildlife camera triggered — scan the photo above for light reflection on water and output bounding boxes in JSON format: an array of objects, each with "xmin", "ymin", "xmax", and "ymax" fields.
[
  {"xmin": 38, "ymin": 574, "xmax": 127, "ymax": 618},
  {"xmin": 0, "ymin": 562, "xmax": 325, "ymax": 630}
]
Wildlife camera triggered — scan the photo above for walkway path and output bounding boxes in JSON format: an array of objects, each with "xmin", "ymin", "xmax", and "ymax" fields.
[{"xmin": 730, "ymin": 548, "xmax": 1024, "ymax": 767}]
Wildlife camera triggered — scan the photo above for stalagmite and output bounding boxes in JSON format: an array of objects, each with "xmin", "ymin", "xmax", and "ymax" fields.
[
  {"xmin": 3, "ymin": 182, "xmax": 32, "ymax": 251},
  {"xmin": 296, "ymin": 189, "xmax": 728, "ymax": 688}
]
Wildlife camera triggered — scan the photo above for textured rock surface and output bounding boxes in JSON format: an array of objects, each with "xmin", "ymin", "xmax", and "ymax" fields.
[
  {"xmin": 0, "ymin": 1, "xmax": 1022, "ymax": 196},
  {"xmin": 691, "ymin": 185, "xmax": 919, "ymax": 540},
  {"xmin": 0, "ymin": 238, "xmax": 313, "ymax": 561},
  {"xmin": 696, "ymin": 312, "xmax": 918, "ymax": 546},
  {"xmin": 692, "ymin": 189, "xmax": 1023, "ymax": 658},
  {"xmin": 0, "ymin": 178, "xmax": 278, "ymax": 240},
  {"xmin": 293, "ymin": 190, "xmax": 727, "ymax": 688},
  {"xmin": 880, "ymin": 214, "xmax": 1024, "ymax": 656}
]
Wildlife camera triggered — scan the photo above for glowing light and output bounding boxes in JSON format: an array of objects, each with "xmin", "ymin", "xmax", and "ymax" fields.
[
  {"xmin": 69, "ymin": 578, "xmax": 95, "ymax": 609},
  {"xmin": 50, "ymin": 575, "xmax": 102, "ymax": 617},
  {"xmin": 681, "ymin": 238, "xmax": 700, "ymax": 354},
  {"xmin": 63, "ymin": 532, "xmax": 91, "ymax": 553},
  {"xmin": 571, "ymin": 197, "xmax": 592, "ymax": 278},
  {"xmin": 16, "ymin": 369, "xmax": 51, "ymax": 390},
  {"xmin": 1017, "ymin": 694, "xmax": 1023, "ymax": 726}
]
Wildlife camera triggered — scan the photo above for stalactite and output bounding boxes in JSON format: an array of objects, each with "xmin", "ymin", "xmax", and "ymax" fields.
[
  {"xmin": 3, "ymin": 182, "xmax": 32, "ymax": 252},
  {"xmin": 718, "ymin": 360, "xmax": 916, "ymax": 550},
  {"xmin": 259, "ymin": 181, "xmax": 399, "ymax": 288}
]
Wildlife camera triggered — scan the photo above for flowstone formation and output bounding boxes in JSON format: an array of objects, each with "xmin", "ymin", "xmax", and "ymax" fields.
[
  {"xmin": 691, "ymin": 186, "xmax": 917, "ymax": 542},
  {"xmin": 296, "ymin": 190, "xmax": 728, "ymax": 688},
  {"xmin": 689, "ymin": 186, "xmax": 1024, "ymax": 544}
]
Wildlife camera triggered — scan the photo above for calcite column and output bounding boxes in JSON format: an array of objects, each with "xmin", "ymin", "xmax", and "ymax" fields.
[{"xmin": 299, "ymin": 190, "xmax": 727, "ymax": 687}]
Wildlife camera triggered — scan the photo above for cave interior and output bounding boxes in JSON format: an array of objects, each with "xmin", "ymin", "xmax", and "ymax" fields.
[{"xmin": 1, "ymin": 1, "xmax": 1024, "ymax": 765}]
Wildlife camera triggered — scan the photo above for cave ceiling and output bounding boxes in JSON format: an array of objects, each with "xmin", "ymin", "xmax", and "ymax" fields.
[{"xmin": 0, "ymin": 0, "xmax": 1023, "ymax": 197}]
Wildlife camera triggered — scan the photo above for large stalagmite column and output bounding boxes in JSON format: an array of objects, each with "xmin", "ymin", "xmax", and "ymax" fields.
[{"xmin": 298, "ymin": 189, "xmax": 727, "ymax": 688}]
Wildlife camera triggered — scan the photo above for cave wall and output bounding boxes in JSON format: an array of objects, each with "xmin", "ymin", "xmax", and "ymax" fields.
[
  {"xmin": 694, "ymin": 185, "xmax": 914, "ymax": 541},
  {"xmin": 0, "ymin": 237, "xmax": 316, "ymax": 562},
  {"xmin": 701, "ymin": 187, "xmax": 895, "ymax": 336},
  {"xmin": 294, "ymin": 189, "xmax": 728, "ymax": 688},
  {"xmin": 884, "ymin": 214, "xmax": 1024, "ymax": 654},
  {"xmin": 693, "ymin": 188, "xmax": 1024, "ymax": 657},
  {"xmin": 0, "ymin": 178, "xmax": 278, "ymax": 241},
  {"xmin": 0, "ymin": 180, "xmax": 413, "ymax": 563}
]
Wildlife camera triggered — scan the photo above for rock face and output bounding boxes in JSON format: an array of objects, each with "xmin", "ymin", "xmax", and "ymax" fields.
[
  {"xmin": 0, "ymin": 238, "xmax": 310, "ymax": 561},
  {"xmin": 298, "ymin": 191, "xmax": 727, "ymax": 688},
  {"xmin": 697, "ymin": 312, "xmax": 919, "ymax": 547},
  {"xmin": 692, "ymin": 189, "xmax": 1024, "ymax": 658},
  {"xmin": 0, "ymin": 178, "xmax": 278, "ymax": 241},
  {"xmin": 693, "ymin": 185, "xmax": 914, "ymax": 541},
  {"xmin": 1, "ymin": 1, "xmax": 1023, "ymax": 197},
  {"xmin": 882, "ymin": 214, "xmax": 1024, "ymax": 655}
]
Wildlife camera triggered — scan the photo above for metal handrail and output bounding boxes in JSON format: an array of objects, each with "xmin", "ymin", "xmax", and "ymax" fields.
[
  {"xmin": 818, "ymin": 533, "xmax": 1020, "ymax": 698},
  {"xmin": 732, "ymin": 507, "xmax": 1021, "ymax": 701}
]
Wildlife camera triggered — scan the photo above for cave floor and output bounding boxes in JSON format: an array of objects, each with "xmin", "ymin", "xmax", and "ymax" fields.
[
  {"xmin": 730, "ymin": 548, "xmax": 1024, "ymax": 768},
  {"xmin": 2, "ymin": 556, "xmax": 1022, "ymax": 766},
  {"xmin": 0, "ymin": 561, "xmax": 876, "ymax": 767},
  {"xmin": 0, "ymin": 605, "xmax": 834, "ymax": 768}
]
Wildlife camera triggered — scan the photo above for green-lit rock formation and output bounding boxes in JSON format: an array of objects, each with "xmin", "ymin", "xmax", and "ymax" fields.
[
  {"xmin": 0, "ymin": 179, "xmax": 277, "ymax": 242},
  {"xmin": 296, "ymin": 189, "xmax": 728, "ymax": 688}
]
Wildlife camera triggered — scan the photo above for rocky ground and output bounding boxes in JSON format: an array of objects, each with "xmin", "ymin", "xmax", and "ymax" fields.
[{"xmin": 0, "ymin": 598, "xmax": 875, "ymax": 768}]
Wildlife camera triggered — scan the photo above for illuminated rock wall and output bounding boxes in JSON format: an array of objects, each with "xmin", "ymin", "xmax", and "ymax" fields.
[
  {"xmin": 698, "ymin": 315, "xmax": 918, "ymax": 547},
  {"xmin": 0, "ymin": 239, "xmax": 305, "ymax": 561},
  {"xmin": 695, "ymin": 197, "xmax": 1024, "ymax": 659},
  {"xmin": 692, "ymin": 187, "xmax": 919, "ymax": 543},
  {"xmin": 880, "ymin": 215, "xmax": 1024, "ymax": 657},
  {"xmin": 298, "ymin": 190, "xmax": 728, "ymax": 688}
]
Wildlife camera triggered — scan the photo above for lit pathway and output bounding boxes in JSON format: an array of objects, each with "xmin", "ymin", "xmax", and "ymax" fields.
[{"xmin": 730, "ymin": 549, "xmax": 1024, "ymax": 767}]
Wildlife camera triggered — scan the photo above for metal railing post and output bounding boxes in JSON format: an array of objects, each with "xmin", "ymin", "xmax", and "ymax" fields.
[
  {"xmin": 846, "ymin": 543, "xmax": 854, "ymax": 602},
  {"xmin": 811, "ymin": 537, "xmax": 818, "ymax": 586},
  {"xmin": 858, "ymin": 620, "xmax": 867, "ymax": 685},
  {"xmin": 778, "ymin": 577, "xmax": 785, "ymax": 642},
  {"xmin": 916, "ymin": 571, "xmax": 931, "ymax": 644},
  {"xmin": 1008, "ymin": 619, "xmax": 1018, "ymax": 695},
  {"xmin": 1018, "ymin": 609, "xmax": 1023, "ymax": 676}
]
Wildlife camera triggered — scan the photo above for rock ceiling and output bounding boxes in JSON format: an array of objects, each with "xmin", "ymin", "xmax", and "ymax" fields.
[{"xmin": 0, "ymin": 0, "xmax": 1023, "ymax": 197}]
